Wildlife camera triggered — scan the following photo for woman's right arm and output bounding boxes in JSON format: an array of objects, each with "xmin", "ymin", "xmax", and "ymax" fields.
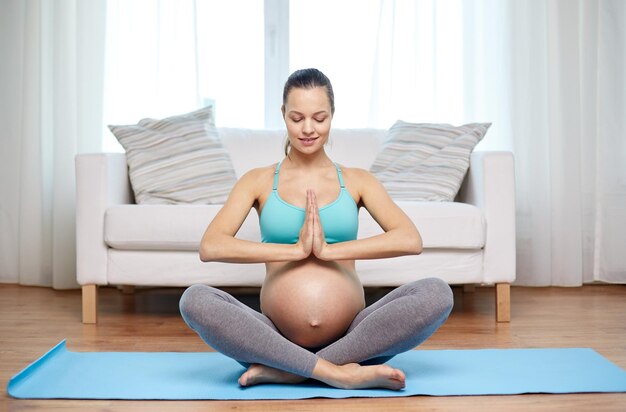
[{"xmin": 199, "ymin": 168, "xmax": 308, "ymax": 264}]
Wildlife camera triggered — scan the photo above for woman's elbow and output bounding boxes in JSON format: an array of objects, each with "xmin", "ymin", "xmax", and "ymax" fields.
[
  {"xmin": 405, "ymin": 231, "xmax": 423, "ymax": 255},
  {"xmin": 416, "ymin": 239, "xmax": 423, "ymax": 255},
  {"xmin": 199, "ymin": 244, "xmax": 212, "ymax": 262},
  {"xmin": 199, "ymin": 238, "xmax": 221, "ymax": 262},
  {"xmin": 411, "ymin": 236, "xmax": 423, "ymax": 255}
]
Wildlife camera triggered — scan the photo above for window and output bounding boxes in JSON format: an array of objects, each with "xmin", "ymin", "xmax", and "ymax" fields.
[
  {"xmin": 196, "ymin": 1, "xmax": 265, "ymax": 128},
  {"xmin": 103, "ymin": 0, "xmax": 264, "ymax": 151},
  {"xmin": 103, "ymin": 0, "xmax": 467, "ymax": 150},
  {"xmin": 289, "ymin": 0, "xmax": 380, "ymax": 128}
]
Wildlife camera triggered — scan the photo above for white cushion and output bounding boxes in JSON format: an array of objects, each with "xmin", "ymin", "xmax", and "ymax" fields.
[
  {"xmin": 104, "ymin": 202, "xmax": 484, "ymax": 251},
  {"xmin": 220, "ymin": 127, "xmax": 386, "ymax": 176},
  {"xmin": 109, "ymin": 106, "xmax": 237, "ymax": 204},
  {"xmin": 323, "ymin": 128, "xmax": 386, "ymax": 169},
  {"xmin": 218, "ymin": 128, "xmax": 285, "ymax": 177},
  {"xmin": 356, "ymin": 249, "xmax": 485, "ymax": 286},
  {"xmin": 370, "ymin": 121, "xmax": 490, "ymax": 201},
  {"xmin": 104, "ymin": 205, "xmax": 261, "ymax": 251},
  {"xmin": 359, "ymin": 201, "xmax": 485, "ymax": 249}
]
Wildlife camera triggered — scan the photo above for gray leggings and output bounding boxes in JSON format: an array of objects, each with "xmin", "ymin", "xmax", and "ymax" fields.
[{"xmin": 179, "ymin": 277, "xmax": 453, "ymax": 378}]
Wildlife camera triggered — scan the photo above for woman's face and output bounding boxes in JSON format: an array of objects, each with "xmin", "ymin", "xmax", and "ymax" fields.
[{"xmin": 282, "ymin": 87, "xmax": 333, "ymax": 154}]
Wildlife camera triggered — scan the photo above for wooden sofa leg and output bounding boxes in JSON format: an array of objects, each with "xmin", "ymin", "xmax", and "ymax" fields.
[
  {"xmin": 82, "ymin": 284, "xmax": 98, "ymax": 324},
  {"xmin": 496, "ymin": 283, "xmax": 511, "ymax": 322}
]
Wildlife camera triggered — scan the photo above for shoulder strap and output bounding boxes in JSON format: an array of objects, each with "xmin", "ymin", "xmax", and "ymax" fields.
[
  {"xmin": 273, "ymin": 160, "xmax": 283, "ymax": 190},
  {"xmin": 334, "ymin": 163, "xmax": 345, "ymax": 188}
]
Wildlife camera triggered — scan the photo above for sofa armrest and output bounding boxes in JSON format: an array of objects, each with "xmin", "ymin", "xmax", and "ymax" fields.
[
  {"xmin": 75, "ymin": 153, "xmax": 133, "ymax": 286},
  {"xmin": 458, "ymin": 151, "xmax": 516, "ymax": 284}
]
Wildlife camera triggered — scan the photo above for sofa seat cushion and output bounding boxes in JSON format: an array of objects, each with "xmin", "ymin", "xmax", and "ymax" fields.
[
  {"xmin": 105, "ymin": 201, "xmax": 484, "ymax": 251},
  {"xmin": 104, "ymin": 205, "xmax": 261, "ymax": 251},
  {"xmin": 359, "ymin": 201, "xmax": 485, "ymax": 249}
]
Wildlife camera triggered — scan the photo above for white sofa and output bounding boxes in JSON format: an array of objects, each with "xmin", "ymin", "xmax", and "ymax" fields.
[{"xmin": 75, "ymin": 128, "xmax": 516, "ymax": 324}]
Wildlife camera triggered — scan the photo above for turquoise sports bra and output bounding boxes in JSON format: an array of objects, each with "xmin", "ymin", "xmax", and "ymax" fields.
[{"xmin": 260, "ymin": 160, "xmax": 359, "ymax": 244}]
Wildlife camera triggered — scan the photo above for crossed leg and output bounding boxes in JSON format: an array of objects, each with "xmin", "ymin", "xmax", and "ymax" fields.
[
  {"xmin": 317, "ymin": 277, "xmax": 454, "ymax": 365},
  {"xmin": 179, "ymin": 277, "xmax": 453, "ymax": 389}
]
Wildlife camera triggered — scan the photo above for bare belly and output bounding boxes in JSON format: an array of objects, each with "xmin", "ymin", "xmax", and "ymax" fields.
[{"xmin": 261, "ymin": 258, "xmax": 365, "ymax": 349}]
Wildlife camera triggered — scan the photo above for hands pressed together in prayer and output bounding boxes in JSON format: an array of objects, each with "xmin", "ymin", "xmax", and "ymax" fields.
[{"xmin": 296, "ymin": 189, "xmax": 329, "ymax": 260}]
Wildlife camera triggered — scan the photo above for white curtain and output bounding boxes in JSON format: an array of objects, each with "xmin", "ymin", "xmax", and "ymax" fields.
[
  {"xmin": 507, "ymin": 0, "xmax": 626, "ymax": 285},
  {"xmin": 102, "ymin": 0, "xmax": 266, "ymax": 153},
  {"xmin": 102, "ymin": 0, "xmax": 200, "ymax": 152},
  {"xmin": 369, "ymin": 0, "xmax": 626, "ymax": 286},
  {"xmin": 0, "ymin": 0, "xmax": 107, "ymax": 288}
]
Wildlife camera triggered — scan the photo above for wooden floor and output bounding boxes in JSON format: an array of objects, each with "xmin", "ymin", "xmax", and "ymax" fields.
[{"xmin": 1, "ymin": 284, "xmax": 625, "ymax": 411}]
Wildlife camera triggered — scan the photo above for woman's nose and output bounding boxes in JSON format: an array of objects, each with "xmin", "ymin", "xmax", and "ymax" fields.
[{"xmin": 303, "ymin": 119, "xmax": 314, "ymax": 134}]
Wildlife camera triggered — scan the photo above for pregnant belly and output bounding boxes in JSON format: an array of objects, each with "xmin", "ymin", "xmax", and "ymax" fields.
[{"xmin": 261, "ymin": 259, "xmax": 365, "ymax": 349}]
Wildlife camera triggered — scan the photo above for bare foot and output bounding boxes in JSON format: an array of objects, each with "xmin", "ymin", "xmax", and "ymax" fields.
[
  {"xmin": 238, "ymin": 364, "xmax": 307, "ymax": 387},
  {"xmin": 314, "ymin": 361, "xmax": 406, "ymax": 390}
]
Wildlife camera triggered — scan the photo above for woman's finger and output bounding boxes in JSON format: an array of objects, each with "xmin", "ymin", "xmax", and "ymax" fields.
[{"xmin": 312, "ymin": 191, "xmax": 322, "ymax": 225}]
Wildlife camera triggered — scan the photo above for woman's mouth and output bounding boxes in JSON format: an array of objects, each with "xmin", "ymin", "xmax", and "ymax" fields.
[{"xmin": 299, "ymin": 137, "xmax": 318, "ymax": 146}]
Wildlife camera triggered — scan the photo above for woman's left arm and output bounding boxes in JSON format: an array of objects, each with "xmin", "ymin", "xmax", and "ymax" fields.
[{"xmin": 315, "ymin": 168, "xmax": 423, "ymax": 261}]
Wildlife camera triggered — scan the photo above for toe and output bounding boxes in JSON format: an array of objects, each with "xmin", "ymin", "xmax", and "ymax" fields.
[{"xmin": 238, "ymin": 371, "xmax": 251, "ymax": 387}]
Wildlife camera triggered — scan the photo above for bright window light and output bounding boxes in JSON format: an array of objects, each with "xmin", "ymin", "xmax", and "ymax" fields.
[{"xmin": 102, "ymin": 0, "xmax": 469, "ymax": 151}]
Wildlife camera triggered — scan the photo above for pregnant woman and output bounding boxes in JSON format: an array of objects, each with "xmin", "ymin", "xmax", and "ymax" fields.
[{"xmin": 179, "ymin": 68, "xmax": 453, "ymax": 390}]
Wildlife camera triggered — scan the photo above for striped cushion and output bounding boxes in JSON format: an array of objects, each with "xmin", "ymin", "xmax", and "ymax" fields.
[
  {"xmin": 370, "ymin": 121, "xmax": 490, "ymax": 201},
  {"xmin": 109, "ymin": 106, "xmax": 237, "ymax": 204}
]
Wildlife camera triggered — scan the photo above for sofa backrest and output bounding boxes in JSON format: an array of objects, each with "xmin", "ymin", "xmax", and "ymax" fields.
[{"xmin": 218, "ymin": 128, "xmax": 387, "ymax": 177}]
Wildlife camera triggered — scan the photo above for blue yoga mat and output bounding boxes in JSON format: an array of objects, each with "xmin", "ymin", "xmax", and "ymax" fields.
[{"xmin": 8, "ymin": 340, "xmax": 626, "ymax": 399}]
